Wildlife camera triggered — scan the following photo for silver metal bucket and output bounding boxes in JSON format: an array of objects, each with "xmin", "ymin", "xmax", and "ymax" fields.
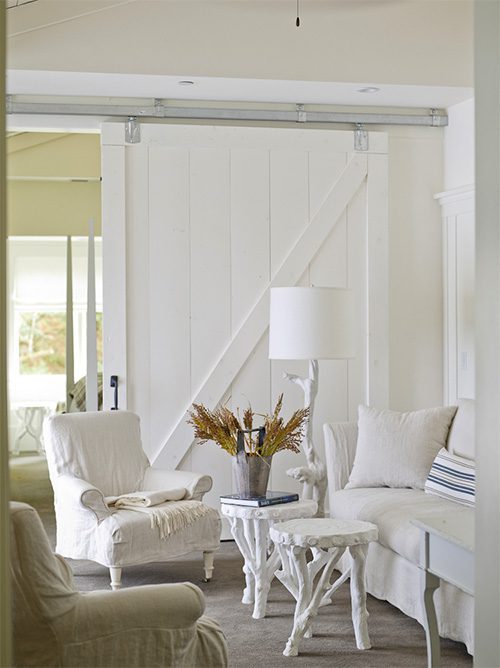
[{"xmin": 232, "ymin": 452, "xmax": 272, "ymax": 497}]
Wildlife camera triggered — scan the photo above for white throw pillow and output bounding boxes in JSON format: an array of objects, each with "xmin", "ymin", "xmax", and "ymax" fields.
[
  {"xmin": 346, "ymin": 404, "xmax": 458, "ymax": 490},
  {"xmin": 425, "ymin": 447, "xmax": 475, "ymax": 506}
]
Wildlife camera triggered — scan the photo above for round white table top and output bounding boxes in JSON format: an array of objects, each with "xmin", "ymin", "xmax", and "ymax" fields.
[
  {"xmin": 269, "ymin": 517, "xmax": 379, "ymax": 549},
  {"xmin": 220, "ymin": 499, "xmax": 317, "ymax": 521}
]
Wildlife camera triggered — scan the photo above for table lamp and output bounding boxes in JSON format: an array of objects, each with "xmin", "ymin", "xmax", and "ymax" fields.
[{"xmin": 269, "ymin": 286, "xmax": 355, "ymax": 516}]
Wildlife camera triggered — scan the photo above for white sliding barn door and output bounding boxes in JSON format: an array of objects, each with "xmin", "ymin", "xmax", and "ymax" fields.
[{"xmin": 101, "ymin": 123, "xmax": 388, "ymax": 526}]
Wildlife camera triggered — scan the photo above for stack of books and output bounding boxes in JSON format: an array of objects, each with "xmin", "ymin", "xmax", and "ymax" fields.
[{"xmin": 220, "ymin": 491, "xmax": 299, "ymax": 507}]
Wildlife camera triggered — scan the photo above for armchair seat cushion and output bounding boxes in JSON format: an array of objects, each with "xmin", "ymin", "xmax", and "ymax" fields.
[
  {"xmin": 58, "ymin": 504, "xmax": 221, "ymax": 567},
  {"xmin": 331, "ymin": 487, "xmax": 469, "ymax": 564}
]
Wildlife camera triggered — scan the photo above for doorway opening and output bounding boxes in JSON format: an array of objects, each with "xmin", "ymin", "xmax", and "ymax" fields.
[{"xmin": 7, "ymin": 131, "xmax": 101, "ymax": 523}]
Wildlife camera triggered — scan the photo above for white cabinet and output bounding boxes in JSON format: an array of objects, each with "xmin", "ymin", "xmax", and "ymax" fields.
[{"xmin": 435, "ymin": 186, "xmax": 475, "ymax": 404}]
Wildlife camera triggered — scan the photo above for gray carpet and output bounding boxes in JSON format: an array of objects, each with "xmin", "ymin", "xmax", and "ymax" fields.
[{"xmin": 10, "ymin": 455, "xmax": 473, "ymax": 668}]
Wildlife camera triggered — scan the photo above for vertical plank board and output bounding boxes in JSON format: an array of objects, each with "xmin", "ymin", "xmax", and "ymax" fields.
[
  {"xmin": 346, "ymin": 179, "xmax": 368, "ymax": 419},
  {"xmin": 456, "ymin": 211, "xmax": 475, "ymax": 399},
  {"xmin": 189, "ymin": 148, "xmax": 231, "ymax": 393},
  {"xmin": 149, "ymin": 146, "xmax": 191, "ymax": 455},
  {"xmin": 230, "ymin": 148, "xmax": 270, "ymax": 332},
  {"xmin": 443, "ymin": 216, "xmax": 457, "ymax": 404},
  {"xmin": 270, "ymin": 150, "xmax": 309, "ymax": 275},
  {"xmin": 366, "ymin": 153, "xmax": 389, "ymax": 408},
  {"xmin": 230, "ymin": 148, "xmax": 271, "ymax": 472},
  {"xmin": 101, "ymin": 141, "xmax": 127, "ymax": 411},
  {"xmin": 124, "ymin": 144, "xmax": 151, "ymax": 450},
  {"xmin": 189, "ymin": 147, "xmax": 232, "ymax": 529}
]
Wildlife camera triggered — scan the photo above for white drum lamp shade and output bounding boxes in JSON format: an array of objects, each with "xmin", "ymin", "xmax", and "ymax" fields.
[{"xmin": 269, "ymin": 287, "xmax": 355, "ymax": 360}]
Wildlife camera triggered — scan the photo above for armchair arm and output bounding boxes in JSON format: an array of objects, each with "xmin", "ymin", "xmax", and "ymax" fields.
[
  {"xmin": 55, "ymin": 474, "xmax": 112, "ymax": 523},
  {"xmin": 142, "ymin": 467, "xmax": 213, "ymax": 501},
  {"xmin": 323, "ymin": 422, "xmax": 358, "ymax": 513},
  {"xmin": 65, "ymin": 582, "xmax": 228, "ymax": 667},
  {"xmin": 78, "ymin": 581, "xmax": 206, "ymax": 630}
]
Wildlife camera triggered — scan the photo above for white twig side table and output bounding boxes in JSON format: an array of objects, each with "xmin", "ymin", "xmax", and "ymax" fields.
[
  {"xmin": 269, "ymin": 518, "xmax": 379, "ymax": 657},
  {"xmin": 220, "ymin": 499, "xmax": 318, "ymax": 620}
]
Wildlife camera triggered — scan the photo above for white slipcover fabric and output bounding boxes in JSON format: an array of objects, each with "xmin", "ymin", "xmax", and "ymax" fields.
[
  {"xmin": 331, "ymin": 486, "xmax": 473, "ymax": 564},
  {"xmin": 346, "ymin": 404, "xmax": 458, "ymax": 490},
  {"xmin": 447, "ymin": 398, "xmax": 475, "ymax": 459},
  {"xmin": 10, "ymin": 502, "xmax": 228, "ymax": 668},
  {"xmin": 324, "ymin": 400, "xmax": 474, "ymax": 654},
  {"xmin": 43, "ymin": 411, "xmax": 221, "ymax": 568}
]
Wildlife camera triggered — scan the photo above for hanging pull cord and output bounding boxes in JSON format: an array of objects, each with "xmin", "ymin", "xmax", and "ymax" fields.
[{"xmin": 296, "ymin": 0, "xmax": 300, "ymax": 26}]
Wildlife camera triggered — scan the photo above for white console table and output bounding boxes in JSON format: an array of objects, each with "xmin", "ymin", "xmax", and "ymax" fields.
[
  {"xmin": 11, "ymin": 402, "xmax": 55, "ymax": 455},
  {"xmin": 413, "ymin": 511, "xmax": 474, "ymax": 668}
]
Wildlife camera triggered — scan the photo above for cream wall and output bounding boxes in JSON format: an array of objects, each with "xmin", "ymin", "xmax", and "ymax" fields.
[
  {"xmin": 7, "ymin": 132, "xmax": 101, "ymax": 236},
  {"xmin": 444, "ymin": 98, "xmax": 475, "ymax": 190},
  {"xmin": 7, "ymin": 1, "xmax": 473, "ymax": 88}
]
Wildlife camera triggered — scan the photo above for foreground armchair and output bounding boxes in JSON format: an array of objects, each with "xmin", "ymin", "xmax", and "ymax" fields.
[
  {"xmin": 43, "ymin": 410, "xmax": 221, "ymax": 589},
  {"xmin": 10, "ymin": 502, "xmax": 228, "ymax": 667}
]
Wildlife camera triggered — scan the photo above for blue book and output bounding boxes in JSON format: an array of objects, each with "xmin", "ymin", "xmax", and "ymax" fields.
[{"xmin": 220, "ymin": 491, "xmax": 299, "ymax": 507}]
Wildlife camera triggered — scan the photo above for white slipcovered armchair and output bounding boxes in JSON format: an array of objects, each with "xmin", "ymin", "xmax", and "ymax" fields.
[
  {"xmin": 43, "ymin": 410, "xmax": 221, "ymax": 589},
  {"xmin": 10, "ymin": 502, "xmax": 228, "ymax": 667}
]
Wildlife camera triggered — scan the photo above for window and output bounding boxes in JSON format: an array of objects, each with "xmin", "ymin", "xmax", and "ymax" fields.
[
  {"xmin": 19, "ymin": 311, "xmax": 66, "ymax": 374},
  {"xmin": 8, "ymin": 237, "xmax": 103, "ymax": 406},
  {"xmin": 18, "ymin": 311, "xmax": 103, "ymax": 375}
]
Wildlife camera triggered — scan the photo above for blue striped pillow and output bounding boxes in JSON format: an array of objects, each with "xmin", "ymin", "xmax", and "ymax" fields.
[{"xmin": 424, "ymin": 447, "xmax": 475, "ymax": 507}]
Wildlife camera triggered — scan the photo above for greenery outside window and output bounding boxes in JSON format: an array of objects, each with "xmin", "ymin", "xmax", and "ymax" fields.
[{"xmin": 18, "ymin": 311, "xmax": 103, "ymax": 375}]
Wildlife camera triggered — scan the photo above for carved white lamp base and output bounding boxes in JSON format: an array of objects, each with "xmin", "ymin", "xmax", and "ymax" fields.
[
  {"xmin": 220, "ymin": 500, "xmax": 317, "ymax": 619},
  {"xmin": 270, "ymin": 517, "xmax": 378, "ymax": 657}
]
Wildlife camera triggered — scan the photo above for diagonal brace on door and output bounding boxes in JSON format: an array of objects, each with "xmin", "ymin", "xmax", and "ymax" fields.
[{"xmin": 153, "ymin": 154, "xmax": 368, "ymax": 469}]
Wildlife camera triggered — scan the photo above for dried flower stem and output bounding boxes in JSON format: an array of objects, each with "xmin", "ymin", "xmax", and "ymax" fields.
[{"xmin": 187, "ymin": 394, "xmax": 309, "ymax": 457}]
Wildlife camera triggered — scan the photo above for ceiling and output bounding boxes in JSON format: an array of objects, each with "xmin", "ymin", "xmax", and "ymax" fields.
[{"xmin": 6, "ymin": 0, "xmax": 474, "ymax": 111}]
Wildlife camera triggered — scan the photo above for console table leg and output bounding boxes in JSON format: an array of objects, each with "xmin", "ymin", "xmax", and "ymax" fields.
[{"xmin": 421, "ymin": 569, "xmax": 441, "ymax": 668}]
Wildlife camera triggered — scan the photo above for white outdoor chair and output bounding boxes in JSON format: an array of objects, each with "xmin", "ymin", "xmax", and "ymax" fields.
[
  {"xmin": 10, "ymin": 502, "xmax": 227, "ymax": 668},
  {"xmin": 43, "ymin": 410, "xmax": 221, "ymax": 590}
]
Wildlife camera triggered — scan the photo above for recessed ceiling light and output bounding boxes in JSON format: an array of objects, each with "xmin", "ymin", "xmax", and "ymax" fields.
[
  {"xmin": 178, "ymin": 80, "xmax": 195, "ymax": 86},
  {"xmin": 357, "ymin": 87, "xmax": 380, "ymax": 94}
]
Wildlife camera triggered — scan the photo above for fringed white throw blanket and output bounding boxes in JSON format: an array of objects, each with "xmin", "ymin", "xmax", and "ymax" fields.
[
  {"xmin": 106, "ymin": 489, "xmax": 187, "ymax": 507},
  {"xmin": 105, "ymin": 490, "xmax": 216, "ymax": 539}
]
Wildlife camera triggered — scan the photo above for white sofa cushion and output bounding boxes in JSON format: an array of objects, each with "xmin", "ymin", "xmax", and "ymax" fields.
[
  {"xmin": 331, "ymin": 487, "xmax": 471, "ymax": 564},
  {"xmin": 346, "ymin": 404, "xmax": 458, "ymax": 490}
]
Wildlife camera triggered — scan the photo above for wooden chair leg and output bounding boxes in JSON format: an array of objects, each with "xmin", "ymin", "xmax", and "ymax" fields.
[
  {"xmin": 109, "ymin": 566, "xmax": 122, "ymax": 590},
  {"xmin": 203, "ymin": 551, "xmax": 215, "ymax": 582}
]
